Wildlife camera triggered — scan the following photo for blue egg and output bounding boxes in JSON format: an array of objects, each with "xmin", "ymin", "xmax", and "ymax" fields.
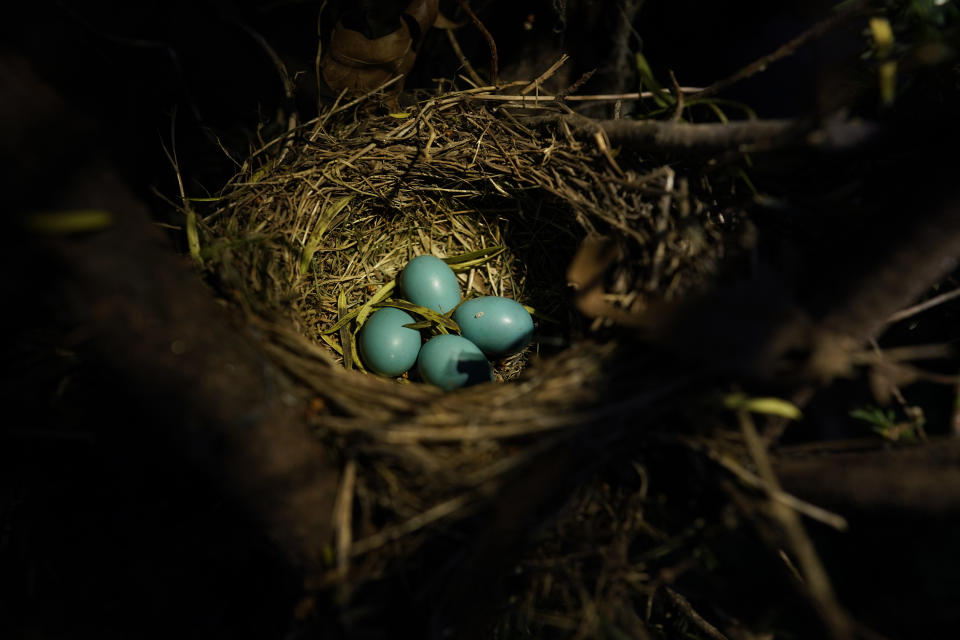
[
  {"xmin": 452, "ymin": 296, "xmax": 534, "ymax": 358},
  {"xmin": 358, "ymin": 307, "xmax": 422, "ymax": 377},
  {"xmin": 417, "ymin": 334, "xmax": 493, "ymax": 390},
  {"xmin": 400, "ymin": 255, "xmax": 461, "ymax": 314}
]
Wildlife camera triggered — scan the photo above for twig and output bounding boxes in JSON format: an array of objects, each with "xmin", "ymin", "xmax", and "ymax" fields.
[
  {"xmin": 457, "ymin": 0, "xmax": 498, "ymax": 85},
  {"xmin": 849, "ymin": 343, "xmax": 955, "ymax": 365},
  {"xmin": 315, "ymin": 1, "xmax": 329, "ymax": 110},
  {"xmin": 472, "ymin": 88, "xmax": 703, "ymax": 103},
  {"xmin": 738, "ymin": 411, "xmax": 852, "ymax": 639},
  {"xmin": 235, "ymin": 22, "xmax": 296, "ymax": 118},
  {"xmin": 161, "ymin": 110, "xmax": 201, "ymax": 264},
  {"xmin": 668, "ymin": 70, "xmax": 684, "ymax": 123},
  {"xmin": 332, "ymin": 457, "xmax": 357, "ymax": 577},
  {"xmin": 557, "ymin": 68, "xmax": 596, "ymax": 100},
  {"xmin": 685, "ymin": 438, "xmax": 848, "ymax": 531},
  {"xmin": 320, "ymin": 74, "xmax": 405, "ymax": 124},
  {"xmin": 234, "ymin": 19, "xmax": 299, "ymax": 164},
  {"xmin": 350, "ymin": 492, "xmax": 476, "ymax": 556},
  {"xmin": 521, "ymin": 54, "xmax": 570, "ymax": 95},
  {"xmin": 446, "ymin": 28, "xmax": 485, "ymax": 87},
  {"xmin": 690, "ymin": 0, "xmax": 870, "ymax": 101},
  {"xmin": 663, "ymin": 587, "xmax": 729, "ymax": 640},
  {"xmin": 886, "ymin": 286, "xmax": 960, "ymax": 324}
]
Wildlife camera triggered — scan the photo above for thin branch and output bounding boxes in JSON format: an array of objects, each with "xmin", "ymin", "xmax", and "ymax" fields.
[
  {"xmin": 321, "ymin": 74, "xmax": 405, "ymax": 122},
  {"xmin": 668, "ymin": 70, "xmax": 684, "ymax": 123},
  {"xmin": 161, "ymin": 110, "xmax": 201, "ymax": 264},
  {"xmin": 471, "ymin": 88, "xmax": 703, "ymax": 103},
  {"xmin": 685, "ymin": 438, "xmax": 849, "ymax": 531},
  {"xmin": 664, "ymin": 587, "xmax": 730, "ymax": 640},
  {"xmin": 690, "ymin": 0, "xmax": 870, "ymax": 101},
  {"xmin": 522, "ymin": 112, "xmax": 801, "ymax": 151},
  {"xmin": 520, "ymin": 111, "xmax": 881, "ymax": 152},
  {"xmin": 446, "ymin": 28, "xmax": 485, "ymax": 87},
  {"xmin": 738, "ymin": 411, "xmax": 852, "ymax": 640},
  {"xmin": 315, "ymin": 1, "xmax": 329, "ymax": 111},
  {"xmin": 234, "ymin": 21, "xmax": 297, "ymax": 132},
  {"xmin": 557, "ymin": 68, "xmax": 596, "ymax": 100},
  {"xmin": 521, "ymin": 54, "xmax": 570, "ymax": 95},
  {"xmin": 457, "ymin": 0, "xmax": 498, "ymax": 85},
  {"xmin": 350, "ymin": 492, "xmax": 476, "ymax": 556},
  {"xmin": 849, "ymin": 343, "xmax": 955, "ymax": 365},
  {"xmin": 887, "ymin": 286, "xmax": 960, "ymax": 324}
]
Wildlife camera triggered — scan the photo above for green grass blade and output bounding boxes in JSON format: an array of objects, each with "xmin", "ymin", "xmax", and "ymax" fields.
[
  {"xmin": 321, "ymin": 307, "xmax": 361, "ymax": 335},
  {"xmin": 185, "ymin": 207, "xmax": 202, "ymax": 264},
  {"xmin": 356, "ymin": 280, "xmax": 396, "ymax": 327},
  {"xmin": 320, "ymin": 333, "xmax": 344, "ymax": 355},
  {"xmin": 338, "ymin": 290, "xmax": 353, "ymax": 371},
  {"xmin": 299, "ymin": 195, "xmax": 354, "ymax": 274},
  {"xmin": 443, "ymin": 245, "xmax": 505, "ymax": 266},
  {"xmin": 634, "ymin": 52, "xmax": 673, "ymax": 109},
  {"xmin": 350, "ymin": 330, "xmax": 366, "ymax": 372},
  {"xmin": 378, "ymin": 299, "xmax": 461, "ymax": 332}
]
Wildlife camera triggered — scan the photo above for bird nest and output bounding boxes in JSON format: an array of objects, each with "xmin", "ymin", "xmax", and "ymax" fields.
[{"xmin": 195, "ymin": 84, "xmax": 741, "ymax": 589}]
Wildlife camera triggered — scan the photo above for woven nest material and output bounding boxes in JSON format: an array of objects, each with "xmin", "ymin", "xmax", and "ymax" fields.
[{"xmin": 197, "ymin": 85, "xmax": 740, "ymax": 583}]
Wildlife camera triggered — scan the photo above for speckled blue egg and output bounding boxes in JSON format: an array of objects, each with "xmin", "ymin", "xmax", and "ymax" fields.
[
  {"xmin": 358, "ymin": 307, "xmax": 422, "ymax": 377},
  {"xmin": 453, "ymin": 296, "xmax": 534, "ymax": 358},
  {"xmin": 417, "ymin": 334, "xmax": 493, "ymax": 391},
  {"xmin": 400, "ymin": 255, "xmax": 461, "ymax": 314}
]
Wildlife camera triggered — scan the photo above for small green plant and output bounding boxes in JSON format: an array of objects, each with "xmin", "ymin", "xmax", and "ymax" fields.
[{"xmin": 849, "ymin": 405, "xmax": 923, "ymax": 442}]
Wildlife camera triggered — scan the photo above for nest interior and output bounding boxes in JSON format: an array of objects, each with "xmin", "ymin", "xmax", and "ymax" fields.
[
  {"xmin": 204, "ymin": 86, "xmax": 735, "ymax": 369},
  {"xmin": 196, "ymin": 84, "xmax": 747, "ymax": 624}
]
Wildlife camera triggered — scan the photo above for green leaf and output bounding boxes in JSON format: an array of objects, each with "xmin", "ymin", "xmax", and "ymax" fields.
[
  {"xmin": 22, "ymin": 209, "xmax": 114, "ymax": 234},
  {"xmin": 634, "ymin": 52, "xmax": 673, "ymax": 109},
  {"xmin": 850, "ymin": 406, "xmax": 896, "ymax": 429},
  {"xmin": 723, "ymin": 393, "xmax": 803, "ymax": 420}
]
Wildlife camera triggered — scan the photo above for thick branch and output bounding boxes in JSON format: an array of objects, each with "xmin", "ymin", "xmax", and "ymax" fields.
[
  {"xmin": 775, "ymin": 440, "xmax": 960, "ymax": 513},
  {"xmin": 5, "ymin": 52, "xmax": 338, "ymax": 573},
  {"xmin": 521, "ymin": 112, "xmax": 877, "ymax": 151}
]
